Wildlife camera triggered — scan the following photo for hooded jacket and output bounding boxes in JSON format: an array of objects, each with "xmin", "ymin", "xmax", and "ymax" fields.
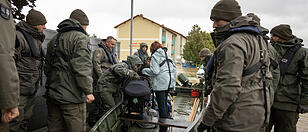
[
  {"xmin": 142, "ymin": 48, "xmax": 177, "ymax": 91},
  {"xmin": 44, "ymin": 19, "xmax": 93, "ymax": 104},
  {"xmin": 202, "ymin": 16, "xmax": 272, "ymax": 131},
  {"xmin": 271, "ymin": 36, "xmax": 308, "ymax": 112},
  {"xmin": 15, "ymin": 21, "xmax": 45, "ymax": 96},
  {"xmin": 134, "ymin": 43, "xmax": 149, "ymax": 63},
  {"xmin": 0, "ymin": 0, "xmax": 19, "ymax": 109}
]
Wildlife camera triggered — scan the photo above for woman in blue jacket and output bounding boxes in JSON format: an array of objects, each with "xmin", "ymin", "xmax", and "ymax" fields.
[{"xmin": 142, "ymin": 41, "xmax": 177, "ymax": 132}]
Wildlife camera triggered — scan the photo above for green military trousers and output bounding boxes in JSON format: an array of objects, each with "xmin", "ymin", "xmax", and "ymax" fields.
[
  {"xmin": 9, "ymin": 95, "xmax": 35, "ymax": 132},
  {"xmin": 266, "ymin": 108, "xmax": 299, "ymax": 132},
  {"xmin": 47, "ymin": 101, "xmax": 86, "ymax": 132},
  {"xmin": 100, "ymin": 91, "xmax": 122, "ymax": 110}
]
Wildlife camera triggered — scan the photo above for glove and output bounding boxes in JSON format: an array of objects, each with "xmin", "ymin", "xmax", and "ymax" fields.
[
  {"xmin": 297, "ymin": 105, "xmax": 308, "ymax": 114},
  {"xmin": 197, "ymin": 122, "xmax": 211, "ymax": 132}
]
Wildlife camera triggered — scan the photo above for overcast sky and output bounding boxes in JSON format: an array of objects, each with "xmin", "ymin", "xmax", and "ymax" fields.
[{"xmin": 24, "ymin": 0, "xmax": 308, "ymax": 47}]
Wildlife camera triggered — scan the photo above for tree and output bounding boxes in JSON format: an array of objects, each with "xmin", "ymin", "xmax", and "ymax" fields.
[
  {"xmin": 10, "ymin": 0, "xmax": 37, "ymax": 20},
  {"xmin": 183, "ymin": 24, "xmax": 215, "ymax": 65}
]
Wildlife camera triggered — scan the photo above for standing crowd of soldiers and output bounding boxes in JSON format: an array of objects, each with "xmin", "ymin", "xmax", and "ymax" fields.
[
  {"xmin": 197, "ymin": 0, "xmax": 308, "ymax": 132},
  {"xmin": 1, "ymin": 0, "xmax": 308, "ymax": 132}
]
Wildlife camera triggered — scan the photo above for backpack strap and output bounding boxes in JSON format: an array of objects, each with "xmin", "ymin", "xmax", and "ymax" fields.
[
  {"xmin": 16, "ymin": 27, "xmax": 41, "ymax": 59},
  {"xmin": 51, "ymin": 26, "xmax": 86, "ymax": 62},
  {"xmin": 160, "ymin": 48, "xmax": 172, "ymax": 90},
  {"xmin": 279, "ymin": 45, "xmax": 302, "ymax": 76}
]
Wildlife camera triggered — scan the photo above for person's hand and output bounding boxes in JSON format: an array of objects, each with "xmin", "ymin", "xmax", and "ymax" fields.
[
  {"xmin": 197, "ymin": 122, "xmax": 211, "ymax": 132},
  {"xmin": 86, "ymin": 94, "xmax": 95, "ymax": 103},
  {"xmin": 1, "ymin": 107, "xmax": 19, "ymax": 123},
  {"xmin": 297, "ymin": 105, "xmax": 308, "ymax": 114}
]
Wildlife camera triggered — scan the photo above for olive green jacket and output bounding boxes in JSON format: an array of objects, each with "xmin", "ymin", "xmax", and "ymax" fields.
[
  {"xmin": 92, "ymin": 44, "xmax": 117, "ymax": 84},
  {"xmin": 15, "ymin": 21, "xmax": 44, "ymax": 96},
  {"xmin": 0, "ymin": 0, "xmax": 19, "ymax": 109},
  {"xmin": 202, "ymin": 16, "xmax": 271, "ymax": 131},
  {"xmin": 268, "ymin": 44, "xmax": 280, "ymax": 105},
  {"xmin": 271, "ymin": 37, "xmax": 308, "ymax": 112},
  {"xmin": 44, "ymin": 19, "xmax": 93, "ymax": 104}
]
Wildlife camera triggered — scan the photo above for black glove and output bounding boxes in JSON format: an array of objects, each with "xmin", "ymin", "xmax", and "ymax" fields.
[
  {"xmin": 297, "ymin": 105, "xmax": 308, "ymax": 114},
  {"xmin": 197, "ymin": 122, "xmax": 211, "ymax": 132}
]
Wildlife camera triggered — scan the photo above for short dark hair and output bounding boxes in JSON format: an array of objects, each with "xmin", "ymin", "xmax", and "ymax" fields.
[{"xmin": 106, "ymin": 36, "xmax": 115, "ymax": 42}]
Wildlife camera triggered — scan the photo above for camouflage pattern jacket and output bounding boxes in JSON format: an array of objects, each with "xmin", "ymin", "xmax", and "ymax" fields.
[
  {"xmin": 202, "ymin": 16, "xmax": 272, "ymax": 131},
  {"xmin": 15, "ymin": 21, "xmax": 44, "ymax": 96},
  {"xmin": 0, "ymin": 0, "xmax": 19, "ymax": 109},
  {"xmin": 96, "ymin": 55, "xmax": 142, "ymax": 94},
  {"xmin": 44, "ymin": 19, "xmax": 93, "ymax": 104}
]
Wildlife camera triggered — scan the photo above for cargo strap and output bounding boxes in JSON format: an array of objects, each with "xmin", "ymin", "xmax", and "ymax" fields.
[
  {"xmin": 159, "ymin": 47, "xmax": 172, "ymax": 89},
  {"xmin": 51, "ymin": 26, "xmax": 86, "ymax": 62},
  {"xmin": 279, "ymin": 45, "xmax": 301, "ymax": 76}
]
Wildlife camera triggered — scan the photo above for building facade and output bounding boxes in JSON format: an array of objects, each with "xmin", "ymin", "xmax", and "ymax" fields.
[{"xmin": 114, "ymin": 14, "xmax": 186, "ymax": 62}]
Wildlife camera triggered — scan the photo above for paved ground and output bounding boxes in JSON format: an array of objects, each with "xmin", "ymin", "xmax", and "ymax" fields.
[{"xmin": 297, "ymin": 114, "xmax": 308, "ymax": 132}]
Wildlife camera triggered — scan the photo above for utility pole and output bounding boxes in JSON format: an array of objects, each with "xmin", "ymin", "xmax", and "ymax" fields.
[{"xmin": 130, "ymin": 0, "xmax": 133, "ymax": 55}]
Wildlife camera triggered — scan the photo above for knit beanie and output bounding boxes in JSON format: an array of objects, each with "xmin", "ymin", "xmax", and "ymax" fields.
[
  {"xmin": 270, "ymin": 24, "xmax": 293, "ymax": 41},
  {"xmin": 26, "ymin": 9, "xmax": 47, "ymax": 26},
  {"xmin": 69, "ymin": 9, "xmax": 89, "ymax": 26},
  {"xmin": 210, "ymin": 0, "xmax": 242, "ymax": 22}
]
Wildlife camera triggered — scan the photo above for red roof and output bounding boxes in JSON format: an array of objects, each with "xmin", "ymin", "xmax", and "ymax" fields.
[{"xmin": 114, "ymin": 14, "xmax": 187, "ymax": 39}]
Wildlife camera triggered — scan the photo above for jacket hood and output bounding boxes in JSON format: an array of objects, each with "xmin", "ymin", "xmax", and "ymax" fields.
[
  {"xmin": 57, "ymin": 19, "xmax": 87, "ymax": 35},
  {"xmin": 140, "ymin": 43, "xmax": 148, "ymax": 50},
  {"xmin": 274, "ymin": 36, "xmax": 304, "ymax": 47},
  {"xmin": 213, "ymin": 16, "xmax": 260, "ymax": 47},
  {"xmin": 16, "ymin": 21, "xmax": 45, "ymax": 42},
  {"xmin": 127, "ymin": 55, "xmax": 143, "ymax": 71}
]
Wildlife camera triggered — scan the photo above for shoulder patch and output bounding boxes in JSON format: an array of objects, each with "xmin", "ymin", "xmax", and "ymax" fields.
[
  {"xmin": 87, "ymin": 42, "xmax": 92, "ymax": 51},
  {"xmin": 0, "ymin": 3, "xmax": 10, "ymax": 20}
]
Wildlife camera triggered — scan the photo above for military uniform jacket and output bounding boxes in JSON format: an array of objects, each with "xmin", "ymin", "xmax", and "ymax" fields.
[
  {"xmin": 202, "ymin": 16, "xmax": 271, "ymax": 131},
  {"xmin": 44, "ymin": 19, "xmax": 93, "ymax": 104},
  {"xmin": 15, "ymin": 21, "xmax": 44, "ymax": 96},
  {"xmin": 271, "ymin": 37, "xmax": 308, "ymax": 112},
  {"xmin": 97, "ymin": 62, "xmax": 139, "ymax": 93},
  {"xmin": 0, "ymin": 0, "xmax": 19, "ymax": 109},
  {"xmin": 92, "ymin": 44, "xmax": 117, "ymax": 84}
]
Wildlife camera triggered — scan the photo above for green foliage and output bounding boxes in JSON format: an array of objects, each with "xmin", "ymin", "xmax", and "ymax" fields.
[
  {"xmin": 183, "ymin": 24, "xmax": 215, "ymax": 65},
  {"xmin": 10, "ymin": 0, "xmax": 37, "ymax": 20}
]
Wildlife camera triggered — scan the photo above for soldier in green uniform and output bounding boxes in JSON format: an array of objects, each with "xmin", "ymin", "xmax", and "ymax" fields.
[
  {"xmin": 247, "ymin": 13, "xmax": 280, "ymax": 106},
  {"xmin": 92, "ymin": 36, "xmax": 117, "ymax": 85},
  {"xmin": 44, "ymin": 9, "xmax": 95, "ymax": 132},
  {"xmin": 134, "ymin": 42, "xmax": 149, "ymax": 67},
  {"xmin": 96, "ymin": 55, "xmax": 143, "ymax": 110},
  {"xmin": 9, "ymin": 9, "xmax": 47, "ymax": 132},
  {"xmin": 197, "ymin": 0, "xmax": 272, "ymax": 131},
  {"xmin": 266, "ymin": 24, "xmax": 308, "ymax": 132},
  {"xmin": 0, "ymin": 0, "xmax": 20, "ymax": 131},
  {"xmin": 198, "ymin": 48, "xmax": 212, "ymax": 97}
]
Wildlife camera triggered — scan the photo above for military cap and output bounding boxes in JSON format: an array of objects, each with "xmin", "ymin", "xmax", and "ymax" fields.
[
  {"xmin": 69, "ymin": 9, "xmax": 89, "ymax": 26},
  {"xmin": 26, "ymin": 9, "xmax": 47, "ymax": 26},
  {"xmin": 210, "ymin": 0, "xmax": 242, "ymax": 22},
  {"xmin": 270, "ymin": 24, "xmax": 293, "ymax": 41}
]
